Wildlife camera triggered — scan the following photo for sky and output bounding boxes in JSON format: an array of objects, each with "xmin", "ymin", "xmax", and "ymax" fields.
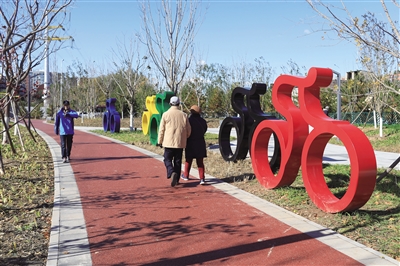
[{"xmin": 51, "ymin": 0, "xmax": 396, "ymax": 81}]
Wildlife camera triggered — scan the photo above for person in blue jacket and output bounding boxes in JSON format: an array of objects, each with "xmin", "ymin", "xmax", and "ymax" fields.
[{"xmin": 54, "ymin": 100, "xmax": 79, "ymax": 163}]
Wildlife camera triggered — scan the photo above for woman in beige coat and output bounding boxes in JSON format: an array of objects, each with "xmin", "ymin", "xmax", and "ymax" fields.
[{"xmin": 158, "ymin": 96, "xmax": 191, "ymax": 187}]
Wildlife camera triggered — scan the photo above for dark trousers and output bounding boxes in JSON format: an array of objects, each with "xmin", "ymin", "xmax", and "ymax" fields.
[
  {"xmin": 60, "ymin": 134, "xmax": 73, "ymax": 158},
  {"xmin": 163, "ymin": 147, "xmax": 183, "ymax": 179}
]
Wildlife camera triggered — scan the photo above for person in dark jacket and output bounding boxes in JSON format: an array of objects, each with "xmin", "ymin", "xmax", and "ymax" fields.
[
  {"xmin": 181, "ymin": 105, "xmax": 208, "ymax": 185},
  {"xmin": 54, "ymin": 100, "xmax": 79, "ymax": 163}
]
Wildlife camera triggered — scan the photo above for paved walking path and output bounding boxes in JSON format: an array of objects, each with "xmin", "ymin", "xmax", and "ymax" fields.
[{"xmin": 31, "ymin": 120, "xmax": 398, "ymax": 266}]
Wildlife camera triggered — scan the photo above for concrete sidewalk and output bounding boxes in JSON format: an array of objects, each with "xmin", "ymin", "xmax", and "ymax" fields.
[{"xmin": 32, "ymin": 121, "xmax": 398, "ymax": 265}]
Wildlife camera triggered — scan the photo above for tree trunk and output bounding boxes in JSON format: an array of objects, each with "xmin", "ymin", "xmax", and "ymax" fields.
[
  {"xmin": 129, "ymin": 103, "xmax": 134, "ymax": 132},
  {"xmin": 2, "ymin": 103, "xmax": 10, "ymax": 145},
  {"xmin": 0, "ymin": 148, "xmax": 4, "ymax": 175},
  {"xmin": 11, "ymin": 101, "xmax": 24, "ymax": 151}
]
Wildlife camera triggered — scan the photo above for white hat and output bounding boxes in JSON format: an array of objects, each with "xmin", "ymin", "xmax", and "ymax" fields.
[{"xmin": 170, "ymin": 96, "xmax": 180, "ymax": 105}]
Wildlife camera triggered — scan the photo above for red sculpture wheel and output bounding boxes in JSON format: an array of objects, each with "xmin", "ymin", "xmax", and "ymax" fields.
[{"xmin": 302, "ymin": 124, "xmax": 377, "ymax": 213}]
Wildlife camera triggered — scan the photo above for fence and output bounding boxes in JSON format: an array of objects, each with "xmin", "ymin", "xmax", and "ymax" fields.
[
  {"xmin": 267, "ymin": 111, "xmax": 400, "ymax": 125},
  {"xmin": 334, "ymin": 111, "xmax": 399, "ymax": 125}
]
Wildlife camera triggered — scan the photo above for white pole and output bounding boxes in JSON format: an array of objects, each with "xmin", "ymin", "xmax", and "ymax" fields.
[
  {"xmin": 60, "ymin": 59, "xmax": 63, "ymax": 108},
  {"xmin": 332, "ymin": 70, "xmax": 341, "ymax": 120},
  {"xmin": 43, "ymin": 15, "xmax": 50, "ymax": 116}
]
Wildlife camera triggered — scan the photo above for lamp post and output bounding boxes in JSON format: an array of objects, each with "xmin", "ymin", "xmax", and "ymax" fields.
[
  {"xmin": 332, "ymin": 70, "xmax": 342, "ymax": 120},
  {"xmin": 60, "ymin": 59, "xmax": 64, "ymax": 108},
  {"xmin": 43, "ymin": 15, "xmax": 50, "ymax": 115}
]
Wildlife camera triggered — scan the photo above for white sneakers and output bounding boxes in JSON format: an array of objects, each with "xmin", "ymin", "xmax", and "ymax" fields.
[
  {"xmin": 181, "ymin": 174, "xmax": 189, "ymax": 181},
  {"xmin": 180, "ymin": 173, "xmax": 206, "ymax": 185}
]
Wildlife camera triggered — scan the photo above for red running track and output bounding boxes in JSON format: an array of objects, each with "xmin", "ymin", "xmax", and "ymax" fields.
[{"xmin": 34, "ymin": 120, "xmax": 362, "ymax": 266}]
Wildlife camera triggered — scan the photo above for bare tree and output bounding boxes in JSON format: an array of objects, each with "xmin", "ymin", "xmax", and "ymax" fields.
[
  {"xmin": 250, "ymin": 57, "xmax": 274, "ymax": 112},
  {"xmin": 307, "ymin": 0, "xmax": 400, "ymax": 133},
  {"xmin": 0, "ymin": 0, "xmax": 72, "ymax": 144},
  {"xmin": 86, "ymin": 63, "xmax": 100, "ymax": 117},
  {"xmin": 359, "ymin": 31, "xmax": 397, "ymax": 136},
  {"xmin": 93, "ymin": 64, "xmax": 115, "ymax": 100},
  {"xmin": 280, "ymin": 59, "xmax": 308, "ymax": 107},
  {"xmin": 216, "ymin": 63, "xmax": 237, "ymax": 116},
  {"xmin": 280, "ymin": 58, "xmax": 307, "ymax": 76},
  {"xmin": 182, "ymin": 58, "xmax": 208, "ymax": 110},
  {"xmin": 111, "ymin": 37, "xmax": 148, "ymax": 131},
  {"xmin": 306, "ymin": 0, "xmax": 399, "ymax": 59},
  {"xmin": 230, "ymin": 58, "xmax": 252, "ymax": 88},
  {"xmin": 139, "ymin": 0, "xmax": 202, "ymax": 95}
]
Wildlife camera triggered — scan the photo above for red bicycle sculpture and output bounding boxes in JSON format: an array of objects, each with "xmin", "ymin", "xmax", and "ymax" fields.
[{"xmin": 250, "ymin": 67, "xmax": 377, "ymax": 213}]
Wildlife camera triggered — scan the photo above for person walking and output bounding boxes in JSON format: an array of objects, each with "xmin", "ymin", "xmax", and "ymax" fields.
[
  {"xmin": 54, "ymin": 100, "xmax": 79, "ymax": 163},
  {"xmin": 158, "ymin": 96, "xmax": 191, "ymax": 187},
  {"xmin": 181, "ymin": 105, "xmax": 208, "ymax": 185}
]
